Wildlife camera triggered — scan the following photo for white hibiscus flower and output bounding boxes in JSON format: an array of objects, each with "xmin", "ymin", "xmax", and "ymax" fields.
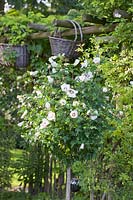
[
  {"xmin": 47, "ymin": 111, "xmax": 56, "ymax": 121},
  {"xmin": 79, "ymin": 143, "xmax": 84, "ymax": 150},
  {"xmin": 18, "ymin": 121, "xmax": 24, "ymax": 127},
  {"xmin": 52, "ymin": 68, "xmax": 57, "ymax": 74},
  {"xmin": 73, "ymin": 59, "xmax": 80, "ymax": 66},
  {"xmin": 81, "ymin": 59, "xmax": 88, "ymax": 68},
  {"xmin": 66, "ymin": 89, "xmax": 78, "ymax": 98},
  {"xmin": 93, "ymin": 57, "xmax": 100, "ymax": 64},
  {"xmin": 70, "ymin": 110, "xmax": 78, "ymax": 118},
  {"xmin": 49, "ymin": 56, "xmax": 58, "ymax": 67},
  {"xmin": 102, "ymin": 87, "xmax": 108, "ymax": 92},
  {"xmin": 87, "ymin": 110, "xmax": 98, "ymax": 120},
  {"xmin": 90, "ymin": 115, "xmax": 98, "ymax": 120},
  {"xmin": 130, "ymin": 80, "xmax": 133, "ymax": 86},
  {"xmin": 61, "ymin": 83, "xmax": 70, "ymax": 92},
  {"xmin": 45, "ymin": 102, "xmax": 51, "ymax": 109},
  {"xmin": 29, "ymin": 71, "xmax": 38, "ymax": 76},
  {"xmin": 40, "ymin": 118, "xmax": 49, "ymax": 129},
  {"xmin": 79, "ymin": 72, "xmax": 93, "ymax": 82},
  {"xmin": 47, "ymin": 76, "xmax": 54, "ymax": 84},
  {"xmin": 59, "ymin": 99, "xmax": 67, "ymax": 106},
  {"xmin": 73, "ymin": 101, "xmax": 79, "ymax": 106},
  {"xmin": 36, "ymin": 90, "xmax": 42, "ymax": 97}
]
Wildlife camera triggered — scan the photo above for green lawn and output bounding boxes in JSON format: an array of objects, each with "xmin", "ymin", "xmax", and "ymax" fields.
[{"xmin": 11, "ymin": 149, "xmax": 23, "ymax": 187}]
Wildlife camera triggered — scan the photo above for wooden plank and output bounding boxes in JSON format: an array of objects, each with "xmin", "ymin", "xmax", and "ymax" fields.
[
  {"xmin": 30, "ymin": 31, "xmax": 50, "ymax": 39},
  {"xmin": 28, "ymin": 23, "xmax": 49, "ymax": 31},
  {"xmin": 30, "ymin": 24, "xmax": 117, "ymax": 39},
  {"xmin": 53, "ymin": 19, "xmax": 77, "ymax": 28}
]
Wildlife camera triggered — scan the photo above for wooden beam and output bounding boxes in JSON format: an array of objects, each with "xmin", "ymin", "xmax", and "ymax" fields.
[
  {"xmin": 82, "ymin": 14, "xmax": 107, "ymax": 25},
  {"xmin": 30, "ymin": 24, "xmax": 117, "ymax": 39},
  {"xmin": 30, "ymin": 31, "xmax": 50, "ymax": 39},
  {"xmin": 53, "ymin": 19, "xmax": 76, "ymax": 28},
  {"xmin": 63, "ymin": 24, "xmax": 117, "ymax": 36},
  {"xmin": 28, "ymin": 23, "xmax": 49, "ymax": 31}
]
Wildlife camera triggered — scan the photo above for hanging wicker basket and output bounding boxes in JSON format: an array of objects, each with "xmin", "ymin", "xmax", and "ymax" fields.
[
  {"xmin": 49, "ymin": 20, "xmax": 83, "ymax": 59},
  {"xmin": 0, "ymin": 44, "xmax": 29, "ymax": 69}
]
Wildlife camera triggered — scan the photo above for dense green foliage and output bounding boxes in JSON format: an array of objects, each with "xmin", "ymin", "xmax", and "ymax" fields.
[
  {"xmin": 50, "ymin": 0, "xmax": 81, "ymax": 14},
  {"xmin": 0, "ymin": 0, "xmax": 132, "ymax": 199},
  {"xmin": 79, "ymin": 0, "xmax": 132, "ymax": 18},
  {"xmin": 4, "ymin": 0, "xmax": 82, "ymax": 15},
  {"xmin": 17, "ymin": 53, "xmax": 115, "ymax": 165},
  {"xmin": 7, "ymin": 0, "xmax": 47, "ymax": 14},
  {"xmin": 0, "ymin": 67, "xmax": 18, "ymax": 189}
]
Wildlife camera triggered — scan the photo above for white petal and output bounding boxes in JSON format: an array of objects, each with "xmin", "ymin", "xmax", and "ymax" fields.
[
  {"xmin": 73, "ymin": 59, "xmax": 80, "ymax": 66},
  {"xmin": 79, "ymin": 143, "xmax": 84, "ymax": 149}
]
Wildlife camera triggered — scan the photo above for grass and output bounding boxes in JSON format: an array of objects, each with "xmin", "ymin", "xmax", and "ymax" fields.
[
  {"xmin": 11, "ymin": 149, "xmax": 23, "ymax": 187},
  {"xmin": 11, "ymin": 149, "xmax": 23, "ymax": 161}
]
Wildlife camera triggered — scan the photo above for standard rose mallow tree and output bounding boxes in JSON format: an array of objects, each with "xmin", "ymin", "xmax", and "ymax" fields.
[{"xmin": 18, "ymin": 53, "xmax": 114, "ymax": 199}]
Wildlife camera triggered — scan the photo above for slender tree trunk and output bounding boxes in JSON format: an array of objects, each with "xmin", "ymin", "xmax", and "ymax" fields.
[
  {"xmin": 66, "ymin": 167, "xmax": 71, "ymax": 200},
  {"xmin": 58, "ymin": 172, "xmax": 64, "ymax": 198},
  {"xmin": 52, "ymin": 159, "xmax": 56, "ymax": 198},
  {"xmin": 90, "ymin": 190, "xmax": 94, "ymax": 200},
  {"xmin": 44, "ymin": 151, "xmax": 50, "ymax": 193},
  {"xmin": 49, "ymin": 155, "xmax": 53, "ymax": 194},
  {"xmin": 28, "ymin": 174, "xmax": 34, "ymax": 195},
  {"xmin": 34, "ymin": 143, "xmax": 43, "ymax": 194},
  {"xmin": 101, "ymin": 192, "xmax": 106, "ymax": 200},
  {"xmin": 108, "ymin": 193, "xmax": 112, "ymax": 200},
  {"xmin": 53, "ymin": 159, "xmax": 57, "ymax": 197}
]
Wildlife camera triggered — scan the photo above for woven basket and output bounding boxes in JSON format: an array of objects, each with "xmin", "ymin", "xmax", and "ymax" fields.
[
  {"xmin": 0, "ymin": 44, "xmax": 29, "ymax": 69},
  {"xmin": 49, "ymin": 20, "xmax": 83, "ymax": 59}
]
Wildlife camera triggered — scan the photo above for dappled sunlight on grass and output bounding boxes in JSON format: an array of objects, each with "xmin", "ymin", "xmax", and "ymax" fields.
[{"xmin": 11, "ymin": 149, "xmax": 23, "ymax": 188}]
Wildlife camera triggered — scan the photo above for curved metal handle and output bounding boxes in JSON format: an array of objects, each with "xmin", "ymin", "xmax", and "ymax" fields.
[
  {"xmin": 72, "ymin": 20, "xmax": 83, "ymax": 42},
  {"xmin": 53, "ymin": 20, "xmax": 83, "ymax": 42},
  {"xmin": 66, "ymin": 20, "xmax": 78, "ymax": 41}
]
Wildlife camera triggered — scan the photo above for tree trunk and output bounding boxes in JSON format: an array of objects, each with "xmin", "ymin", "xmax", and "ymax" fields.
[
  {"xmin": 57, "ymin": 172, "xmax": 64, "ymax": 199},
  {"xmin": 66, "ymin": 167, "xmax": 71, "ymax": 200},
  {"xmin": 101, "ymin": 192, "xmax": 106, "ymax": 200},
  {"xmin": 34, "ymin": 143, "xmax": 43, "ymax": 194},
  {"xmin": 49, "ymin": 155, "xmax": 53, "ymax": 194},
  {"xmin": 52, "ymin": 159, "xmax": 57, "ymax": 198},
  {"xmin": 28, "ymin": 174, "xmax": 34, "ymax": 195},
  {"xmin": 108, "ymin": 193, "xmax": 112, "ymax": 200},
  {"xmin": 44, "ymin": 152, "xmax": 50, "ymax": 193},
  {"xmin": 90, "ymin": 190, "xmax": 94, "ymax": 200}
]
